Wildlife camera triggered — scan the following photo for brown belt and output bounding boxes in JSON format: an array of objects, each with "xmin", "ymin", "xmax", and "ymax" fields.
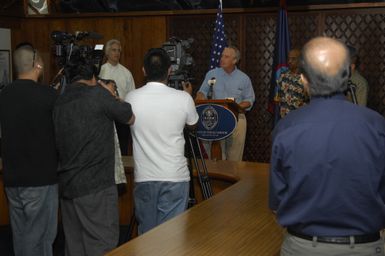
[{"xmin": 287, "ymin": 229, "xmax": 380, "ymax": 244}]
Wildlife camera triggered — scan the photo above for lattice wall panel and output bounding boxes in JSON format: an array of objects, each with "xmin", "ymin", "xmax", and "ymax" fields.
[
  {"xmin": 324, "ymin": 13, "xmax": 385, "ymax": 115},
  {"xmin": 243, "ymin": 13, "xmax": 319, "ymax": 162},
  {"xmin": 168, "ymin": 9, "xmax": 385, "ymax": 163},
  {"xmin": 288, "ymin": 13, "xmax": 319, "ymax": 49},
  {"xmin": 244, "ymin": 14, "xmax": 275, "ymax": 162}
]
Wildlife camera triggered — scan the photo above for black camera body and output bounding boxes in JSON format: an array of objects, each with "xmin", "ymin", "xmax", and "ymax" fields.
[
  {"xmin": 162, "ymin": 37, "xmax": 194, "ymax": 90},
  {"xmin": 50, "ymin": 31, "xmax": 104, "ymax": 93},
  {"xmin": 51, "ymin": 31, "xmax": 104, "ymax": 73}
]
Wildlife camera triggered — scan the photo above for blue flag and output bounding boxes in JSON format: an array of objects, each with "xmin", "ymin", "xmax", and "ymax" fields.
[
  {"xmin": 268, "ymin": 0, "xmax": 291, "ymax": 126},
  {"xmin": 209, "ymin": 0, "xmax": 227, "ymax": 70}
]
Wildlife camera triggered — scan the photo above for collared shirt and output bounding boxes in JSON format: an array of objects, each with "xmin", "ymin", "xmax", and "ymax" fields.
[
  {"xmin": 269, "ymin": 94, "xmax": 385, "ymax": 236},
  {"xmin": 54, "ymin": 82, "xmax": 133, "ymax": 198},
  {"xmin": 99, "ymin": 62, "xmax": 135, "ymax": 100},
  {"xmin": 278, "ymin": 71, "xmax": 309, "ymax": 118},
  {"xmin": 198, "ymin": 67, "xmax": 255, "ymax": 111}
]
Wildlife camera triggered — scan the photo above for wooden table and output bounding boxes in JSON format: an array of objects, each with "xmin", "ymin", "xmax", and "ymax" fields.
[{"xmin": 106, "ymin": 160, "xmax": 284, "ymax": 256}]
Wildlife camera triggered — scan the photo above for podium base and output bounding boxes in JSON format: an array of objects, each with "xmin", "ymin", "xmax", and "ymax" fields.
[{"xmin": 211, "ymin": 141, "xmax": 222, "ymax": 160}]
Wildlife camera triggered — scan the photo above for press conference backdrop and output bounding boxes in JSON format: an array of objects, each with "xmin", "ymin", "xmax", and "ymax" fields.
[
  {"xmin": 1, "ymin": 3, "xmax": 385, "ymax": 163},
  {"xmin": 168, "ymin": 8, "xmax": 385, "ymax": 163}
]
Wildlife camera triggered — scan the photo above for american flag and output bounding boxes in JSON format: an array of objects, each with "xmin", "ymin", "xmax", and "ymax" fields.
[{"xmin": 209, "ymin": 0, "xmax": 227, "ymax": 70}]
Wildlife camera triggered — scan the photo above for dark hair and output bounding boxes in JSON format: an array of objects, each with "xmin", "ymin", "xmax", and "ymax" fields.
[
  {"xmin": 143, "ymin": 48, "xmax": 171, "ymax": 82},
  {"xmin": 299, "ymin": 44, "xmax": 350, "ymax": 97},
  {"xmin": 64, "ymin": 55, "xmax": 97, "ymax": 83},
  {"xmin": 347, "ymin": 45, "xmax": 361, "ymax": 69}
]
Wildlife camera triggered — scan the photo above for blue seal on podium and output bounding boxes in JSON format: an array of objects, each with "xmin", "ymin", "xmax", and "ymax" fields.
[{"xmin": 196, "ymin": 104, "xmax": 237, "ymax": 141}]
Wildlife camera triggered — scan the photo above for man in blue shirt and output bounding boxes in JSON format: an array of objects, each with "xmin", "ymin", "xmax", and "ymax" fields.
[
  {"xmin": 269, "ymin": 37, "xmax": 385, "ymax": 255},
  {"xmin": 196, "ymin": 46, "xmax": 255, "ymax": 161}
]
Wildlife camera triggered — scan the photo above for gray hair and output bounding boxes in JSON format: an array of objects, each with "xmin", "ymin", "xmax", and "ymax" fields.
[
  {"xmin": 227, "ymin": 45, "xmax": 241, "ymax": 63},
  {"xmin": 13, "ymin": 46, "xmax": 38, "ymax": 75},
  {"xmin": 300, "ymin": 38, "xmax": 350, "ymax": 97},
  {"xmin": 105, "ymin": 39, "xmax": 121, "ymax": 55}
]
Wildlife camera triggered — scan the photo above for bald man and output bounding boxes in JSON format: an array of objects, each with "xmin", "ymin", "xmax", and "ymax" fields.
[
  {"xmin": 277, "ymin": 49, "xmax": 309, "ymax": 118},
  {"xmin": 269, "ymin": 37, "xmax": 385, "ymax": 256},
  {"xmin": 0, "ymin": 45, "xmax": 58, "ymax": 256}
]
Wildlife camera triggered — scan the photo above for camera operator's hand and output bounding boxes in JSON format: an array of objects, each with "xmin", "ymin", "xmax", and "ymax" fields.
[
  {"xmin": 182, "ymin": 81, "xmax": 193, "ymax": 95},
  {"xmin": 98, "ymin": 79, "xmax": 119, "ymax": 99}
]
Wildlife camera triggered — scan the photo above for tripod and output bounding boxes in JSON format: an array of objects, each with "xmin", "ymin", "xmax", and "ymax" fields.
[{"xmin": 185, "ymin": 128, "xmax": 213, "ymax": 207}]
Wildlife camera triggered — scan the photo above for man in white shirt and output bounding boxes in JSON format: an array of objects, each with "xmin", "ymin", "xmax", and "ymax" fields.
[
  {"xmin": 99, "ymin": 39, "xmax": 135, "ymax": 99},
  {"xmin": 125, "ymin": 48, "xmax": 199, "ymax": 235},
  {"xmin": 99, "ymin": 39, "xmax": 135, "ymax": 155}
]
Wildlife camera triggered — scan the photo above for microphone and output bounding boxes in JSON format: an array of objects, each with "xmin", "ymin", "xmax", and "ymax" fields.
[
  {"xmin": 208, "ymin": 77, "xmax": 216, "ymax": 86},
  {"xmin": 207, "ymin": 77, "xmax": 216, "ymax": 100},
  {"xmin": 75, "ymin": 31, "xmax": 103, "ymax": 40},
  {"xmin": 51, "ymin": 31, "xmax": 73, "ymax": 42}
]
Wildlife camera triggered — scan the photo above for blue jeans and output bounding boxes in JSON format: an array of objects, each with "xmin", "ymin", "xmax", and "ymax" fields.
[
  {"xmin": 6, "ymin": 184, "xmax": 58, "ymax": 256},
  {"xmin": 134, "ymin": 181, "xmax": 189, "ymax": 235}
]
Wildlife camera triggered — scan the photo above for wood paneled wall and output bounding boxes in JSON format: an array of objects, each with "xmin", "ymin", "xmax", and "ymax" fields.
[
  {"xmin": 1, "ymin": 15, "xmax": 167, "ymax": 86},
  {"xmin": 1, "ymin": 4, "xmax": 385, "ymax": 163}
]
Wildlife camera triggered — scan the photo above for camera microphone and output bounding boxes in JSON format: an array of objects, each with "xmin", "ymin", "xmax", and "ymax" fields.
[
  {"xmin": 75, "ymin": 31, "xmax": 103, "ymax": 40},
  {"xmin": 51, "ymin": 31, "xmax": 73, "ymax": 42}
]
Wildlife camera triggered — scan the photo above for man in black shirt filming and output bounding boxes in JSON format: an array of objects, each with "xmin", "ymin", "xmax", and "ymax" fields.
[{"xmin": 53, "ymin": 57, "xmax": 134, "ymax": 256}]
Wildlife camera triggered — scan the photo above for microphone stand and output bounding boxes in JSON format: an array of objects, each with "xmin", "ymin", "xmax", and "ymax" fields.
[
  {"xmin": 207, "ymin": 84, "xmax": 213, "ymax": 100},
  {"xmin": 347, "ymin": 80, "xmax": 358, "ymax": 105},
  {"xmin": 207, "ymin": 77, "xmax": 216, "ymax": 100}
]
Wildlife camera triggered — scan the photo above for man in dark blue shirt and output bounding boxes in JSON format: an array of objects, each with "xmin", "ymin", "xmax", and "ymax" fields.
[{"xmin": 269, "ymin": 37, "xmax": 385, "ymax": 255}]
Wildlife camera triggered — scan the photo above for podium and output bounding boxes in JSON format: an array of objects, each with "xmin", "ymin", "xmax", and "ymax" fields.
[{"xmin": 195, "ymin": 99, "xmax": 242, "ymax": 160}]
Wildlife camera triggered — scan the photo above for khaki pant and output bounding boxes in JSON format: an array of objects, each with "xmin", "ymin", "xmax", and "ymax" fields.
[
  {"xmin": 221, "ymin": 113, "xmax": 247, "ymax": 161},
  {"xmin": 203, "ymin": 114, "xmax": 247, "ymax": 161},
  {"xmin": 281, "ymin": 232, "xmax": 384, "ymax": 256}
]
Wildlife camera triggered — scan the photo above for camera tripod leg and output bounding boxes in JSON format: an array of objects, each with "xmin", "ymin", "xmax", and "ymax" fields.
[
  {"xmin": 188, "ymin": 158, "xmax": 197, "ymax": 208},
  {"xmin": 187, "ymin": 131, "xmax": 213, "ymax": 201}
]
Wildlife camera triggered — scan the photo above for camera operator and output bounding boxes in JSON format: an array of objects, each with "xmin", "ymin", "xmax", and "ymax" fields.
[
  {"xmin": 53, "ymin": 56, "xmax": 134, "ymax": 256},
  {"xmin": 0, "ymin": 44, "xmax": 58, "ymax": 256},
  {"xmin": 125, "ymin": 48, "xmax": 198, "ymax": 235}
]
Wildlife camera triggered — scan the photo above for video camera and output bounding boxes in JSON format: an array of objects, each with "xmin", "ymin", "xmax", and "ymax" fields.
[
  {"xmin": 162, "ymin": 37, "xmax": 194, "ymax": 90},
  {"xmin": 50, "ymin": 30, "xmax": 104, "ymax": 91}
]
